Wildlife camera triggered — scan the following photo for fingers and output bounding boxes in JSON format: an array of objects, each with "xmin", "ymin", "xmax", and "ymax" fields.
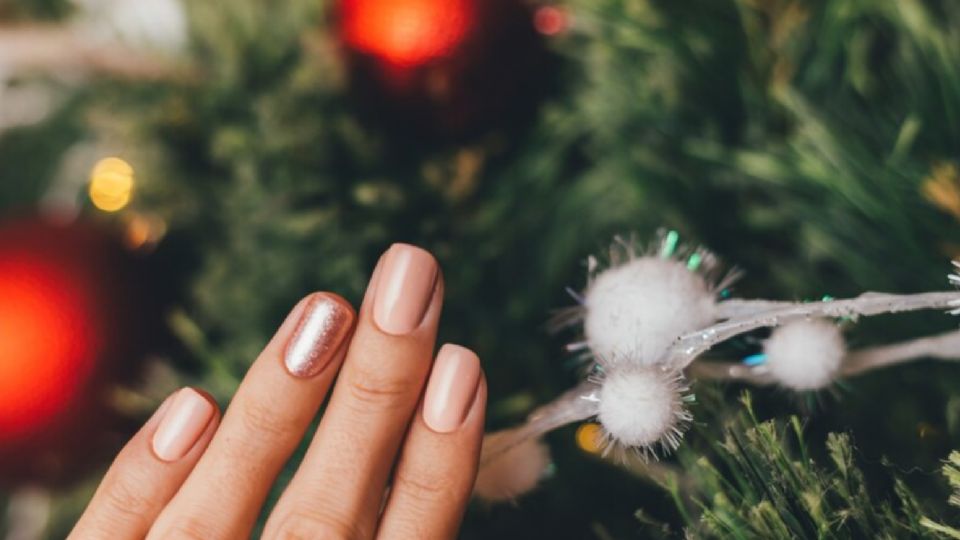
[
  {"xmin": 77, "ymin": 243, "xmax": 483, "ymax": 540},
  {"xmin": 264, "ymin": 244, "xmax": 443, "ymax": 540},
  {"xmin": 147, "ymin": 293, "xmax": 356, "ymax": 540},
  {"xmin": 377, "ymin": 345, "xmax": 487, "ymax": 540},
  {"xmin": 69, "ymin": 388, "xmax": 219, "ymax": 540}
]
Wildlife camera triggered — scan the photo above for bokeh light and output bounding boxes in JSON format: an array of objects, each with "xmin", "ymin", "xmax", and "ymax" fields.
[
  {"xmin": 575, "ymin": 422, "xmax": 604, "ymax": 454},
  {"xmin": 341, "ymin": 0, "xmax": 473, "ymax": 66},
  {"xmin": 123, "ymin": 213, "xmax": 167, "ymax": 251},
  {"xmin": 0, "ymin": 255, "xmax": 101, "ymax": 439},
  {"xmin": 534, "ymin": 6, "xmax": 568, "ymax": 36},
  {"xmin": 89, "ymin": 157, "xmax": 135, "ymax": 212}
]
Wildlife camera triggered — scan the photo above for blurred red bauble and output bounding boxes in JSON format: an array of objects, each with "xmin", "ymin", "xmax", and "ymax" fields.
[
  {"xmin": 0, "ymin": 216, "xmax": 162, "ymax": 486},
  {"xmin": 341, "ymin": 0, "xmax": 474, "ymax": 67},
  {"xmin": 0, "ymin": 252, "xmax": 102, "ymax": 439},
  {"xmin": 338, "ymin": 0, "xmax": 559, "ymax": 141},
  {"xmin": 533, "ymin": 6, "xmax": 569, "ymax": 36}
]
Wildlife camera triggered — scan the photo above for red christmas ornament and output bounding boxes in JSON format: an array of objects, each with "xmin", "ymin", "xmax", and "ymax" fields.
[
  {"xmin": 0, "ymin": 216, "xmax": 162, "ymax": 486},
  {"xmin": 338, "ymin": 0, "xmax": 558, "ymax": 140},
  {"xmin": 340, "ymin": 0, "xmax": 474, "ymax": 67},
  {"xmin": 0, "ymin": 254, "xmax": 102, "ymax": 439}
]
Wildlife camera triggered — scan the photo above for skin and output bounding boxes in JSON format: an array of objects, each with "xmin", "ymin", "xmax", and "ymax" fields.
[{"xmin": 69, "ymin": 245, "xmax": 487, "ymax": 540}]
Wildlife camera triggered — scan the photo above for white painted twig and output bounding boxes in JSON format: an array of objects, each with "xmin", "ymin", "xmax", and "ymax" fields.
[
  {"xmin": 842, "ymin": 328, "xmax": 960, "ymax": 376},
  {"xmin": 687, "ymin": 327, "xmax": 960, "ymax": 384},
  {"xmin": 715, "ymin": 299, "xmax": 795, "ymax": 319},
  {"xmin": 480, "ymin": 379, "xmax": 600, "ymax": 468},
  {"xmin": 665, "ymin": 291, "xmax": 960, "ymax": 369}
]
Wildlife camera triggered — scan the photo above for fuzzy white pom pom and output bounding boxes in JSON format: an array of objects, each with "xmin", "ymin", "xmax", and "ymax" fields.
[
  {"xmin": 763, "ymin": 319, "xmax": 845, "ymax": 390},
  {"xmin": 597, "ymin": 366, "xmax": 690, "ymax": 456},
  {"xmin": 474, "ymin": 431, "xmax": 551, "ymax": 502},
  {"xmin": 585, "ymin": 257, "xmax": 716, "ymax": 365}
]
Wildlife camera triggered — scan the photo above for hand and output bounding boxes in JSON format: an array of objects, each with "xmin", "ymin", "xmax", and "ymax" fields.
[{"xmin": 69, "ymin": 244, "xmax": 487, "ymax": 539}]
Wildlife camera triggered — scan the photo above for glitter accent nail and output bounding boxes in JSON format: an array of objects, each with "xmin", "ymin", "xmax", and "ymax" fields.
[{"xmin": 284, "ymin": 294, "xmax": 354, "ymax": 378}]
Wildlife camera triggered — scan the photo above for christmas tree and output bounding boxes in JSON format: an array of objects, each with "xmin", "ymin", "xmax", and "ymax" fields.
[{"xmin": 3, "ymin": 0, "xmax": 960, "ymax": 537}]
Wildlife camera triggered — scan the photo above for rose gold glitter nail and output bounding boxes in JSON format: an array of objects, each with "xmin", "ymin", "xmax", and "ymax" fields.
[{"xmin": 284, "ymin": 294, "xmax": 354, "ymax": 378}]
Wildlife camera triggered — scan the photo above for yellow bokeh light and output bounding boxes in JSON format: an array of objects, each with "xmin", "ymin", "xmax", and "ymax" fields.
[
  {"xmin": 89, "ymin": 157, "xmax": 135, "ymax": 212},
  {"xmin": 575, "ymin": 422, "xmax": 605, "ymax": 455},
  {"xmin": 922, "ymin": 161, "xmax": 960, "ymax": 221}
]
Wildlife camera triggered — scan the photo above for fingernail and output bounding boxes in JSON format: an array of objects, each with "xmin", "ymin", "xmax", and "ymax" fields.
[
  {"xmin": 372, "ymin": 244, "xmax": 438, "ymax": 335},
  {"xmin": 151, "ymin": 388, "xmax": 215, "ymax": 462},
  {"xmin": 285, "ymin": 294, "xmax": 355, "ymax": 378},
  {"xmin": 142, "ymin": 393, "xmax": 176, "ymax": 431},
  {"xmin": 423, "ymin": 344, "xmax": 481, "ymax": 433}
]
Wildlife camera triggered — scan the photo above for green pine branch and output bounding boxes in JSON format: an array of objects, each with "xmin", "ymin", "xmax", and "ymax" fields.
[{"xmin": 665, "ymin": 392, "xmax": 955, "ymax": 539}]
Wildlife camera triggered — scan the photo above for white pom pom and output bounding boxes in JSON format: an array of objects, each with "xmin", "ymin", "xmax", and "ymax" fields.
[
  {"xmin": 597, "ymin": 366, "xmax": 691, "ymax": 457},
  {"xmin": 585, "ymin": 257, "xmax": 716, "ymax": 365},
  {"xmin": 474, "ymin": 431, "xmax": 551, "ymax": 502},
  {"xmin": 763, "ymin": 319, "xmax": 845, "ymax": 390}
]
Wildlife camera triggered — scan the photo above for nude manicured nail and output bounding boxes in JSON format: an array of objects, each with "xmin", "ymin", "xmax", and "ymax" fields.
[
  {"xmin": 285, "ymin": 294, "xmax": 355, "ymax": 378},
  {"xmin": 423, "ymin": 344, "xmax": 481, "ymax": 433},
  {"xmin": 373, "ymin": 244, "xmax": 438, "ymax": 335},
  {"xmin": 152, "ymin": 388, "xmax": 215, "ymax": 462}
]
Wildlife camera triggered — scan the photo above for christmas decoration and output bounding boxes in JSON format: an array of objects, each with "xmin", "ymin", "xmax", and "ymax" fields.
[
  {"xmin": 0, "ymin": 239, "xmax": 102, "ymax": 440},
  {"xmin": 760, "ymin": 318, "xmax": 845, "ymax": 390},
  {"xmin": 474, "ymin": 429, "xmax": 551, "ymax": 502},
  {"xmin": 480, "ymin": 233, "xmax": 960, "ymax": 485},
  {"xmin": 0, "ymin": 216, "xmax": 160, "ymax": 486},
  {"xmin": 338, "ymin": 0, "xmax": 556, "ymax": 138},
  {"xmin": 692, "ymin": 323, "xmax": 960, "ymax": 385},
  {"xmin": 557, "ymin": 233, "xmax": 734, "ymax": 366},
  {"xmin": 595, "ymin": 365, "xmax": 691, "ymax": 457},
  {"xmin": 340, "ymin": 0, "xmax": 473, "ymax": 68}
]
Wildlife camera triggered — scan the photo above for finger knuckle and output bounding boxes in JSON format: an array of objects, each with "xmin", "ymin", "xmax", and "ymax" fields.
[
  {"xmin": 98, "ymin": 470, "xmax": 155, "ymax": 528},
  {"xmin": 238, "ymin": 398, "xmax": 298, "ymax": 440},
  {"xmin": 158, "ymin": 518, "xmax": 220, "ymax": 540},
  {"xmin": 392, "ymin": 468, "xmax": 457, "ymax": 507},
  {"xmin": 344, "ymin": 369, "xmax": 418, "ymax": 412},
  {"xmin": 270, "ymin": 508, "xmax": 363, "ymax": 540}
]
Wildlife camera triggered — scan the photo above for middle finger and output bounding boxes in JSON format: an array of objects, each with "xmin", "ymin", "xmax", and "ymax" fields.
[{"xmin": 264, "ymin": 243, "xmax": 442, "ymax": 540}]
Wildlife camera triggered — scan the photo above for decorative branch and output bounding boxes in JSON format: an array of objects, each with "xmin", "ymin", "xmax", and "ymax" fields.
[
  {"xmin": 842, "ymin": 328, "xmax": 960, "ymax": 376},
  {"xmin": 480, "ymin": 379, "xmax": 600, "ymax": 467},
  {"xmin": 478, "ymin": 233, "xmax": 960, "ymax": 503},
  {"xmin": 665, "ymin": 291, "xmax": 960, "ymax": 369},
  {"xmin": 715, "ymin": 298, "xmax": 796, "ymax": 319},
  {"xmin": 686, "ymin": 328, "xmax": 960, "ymax": 385},
  {"xmin": 481, "ymin": 291, "xmax": 960, "ymax": 473}
]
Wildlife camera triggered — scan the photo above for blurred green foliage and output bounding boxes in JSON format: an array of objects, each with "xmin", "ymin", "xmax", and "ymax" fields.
[{"xmin": 0, "ymin": 0, "xmax": 71, "ymax": 20}]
